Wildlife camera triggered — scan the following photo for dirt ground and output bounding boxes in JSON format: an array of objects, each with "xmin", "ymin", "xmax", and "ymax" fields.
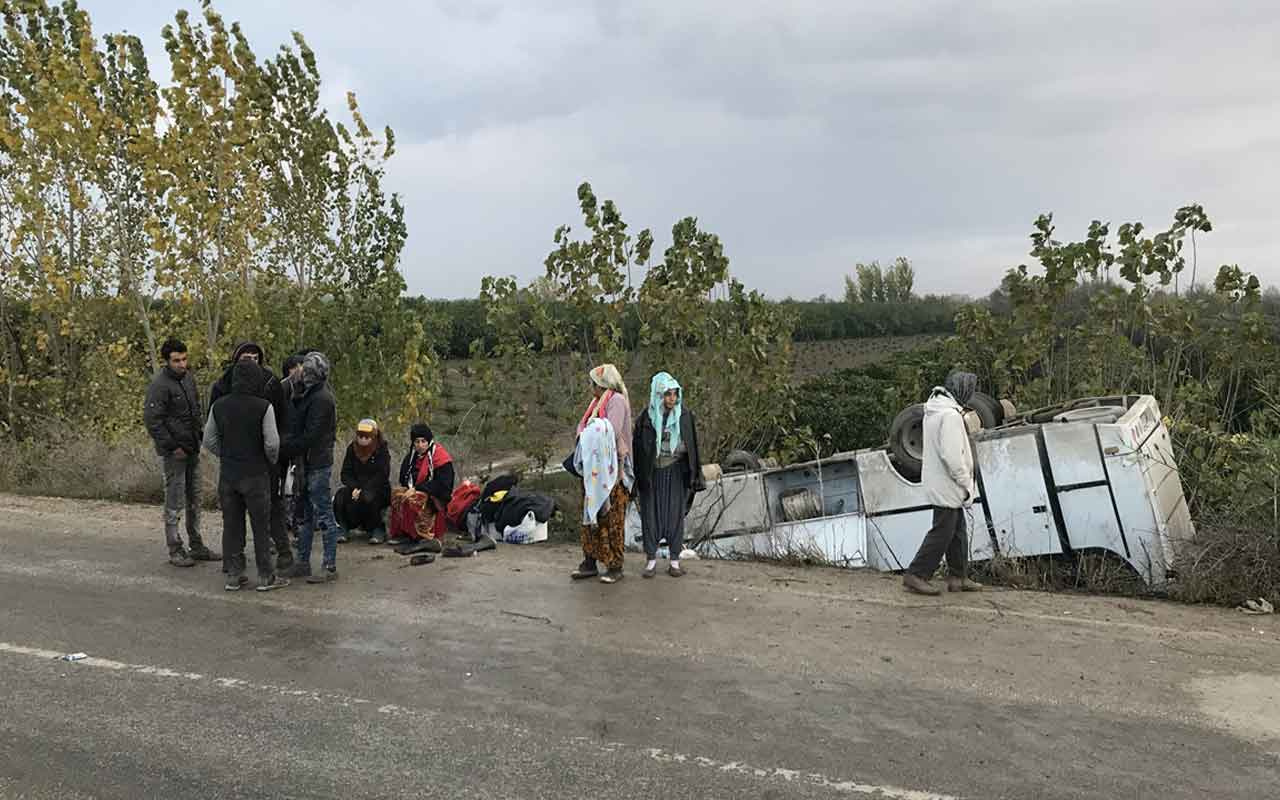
[{"xmin": 1, "ymin": 492, "xmax": 1278, "ymax": 798}]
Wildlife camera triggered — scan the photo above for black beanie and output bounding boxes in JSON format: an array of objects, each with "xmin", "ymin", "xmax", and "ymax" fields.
[{"xmin": 409, "ymin": 423, "xmax": 433, "ymax": 443}]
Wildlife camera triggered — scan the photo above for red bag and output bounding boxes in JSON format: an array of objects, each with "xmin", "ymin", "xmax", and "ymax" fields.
[{"xmin": 445, "ymin": 481, "xmax": 483, "ymax": 532}]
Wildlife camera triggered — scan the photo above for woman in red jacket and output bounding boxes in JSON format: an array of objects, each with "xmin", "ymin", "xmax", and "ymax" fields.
[{"xmin": 387, "ymin": 423, "xmax": 455, "ymax": 549}]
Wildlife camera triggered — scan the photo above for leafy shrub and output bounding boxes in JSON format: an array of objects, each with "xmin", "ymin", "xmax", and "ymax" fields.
[{"xmin": 792, "ymin": 370, "xmax": 897, "ymax": 453}]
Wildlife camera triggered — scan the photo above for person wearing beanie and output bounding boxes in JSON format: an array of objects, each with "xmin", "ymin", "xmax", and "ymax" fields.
[
  {"xmin": 280, "ymin": 351, "xmax": 343, "ymax": 584},
  {"xmin": 387, "ymin": 423, "xmax": 455, "ymax": 549},
  {"xmin": 333, "ymin": 419, "xmax": 392, "ymax": 544},
  {"xmin": 903, "ymin": 370, "xmax": 984, "ymax": 596}
]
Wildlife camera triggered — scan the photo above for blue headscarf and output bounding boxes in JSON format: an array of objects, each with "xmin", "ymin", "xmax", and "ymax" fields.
[{"xmin": 648, "ymin": 372, "xmax": 683, "ymax": 454}]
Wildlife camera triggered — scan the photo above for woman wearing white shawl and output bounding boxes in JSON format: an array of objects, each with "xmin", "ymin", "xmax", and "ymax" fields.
[{"xmin": 570, "ymin": 363, "xmax": 634, "ymax": 584}]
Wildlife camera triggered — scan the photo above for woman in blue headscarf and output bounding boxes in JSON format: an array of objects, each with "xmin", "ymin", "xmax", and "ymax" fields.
[{"xmin": 632, "ymin": 372, "xmax": 705, "ymax": 578}]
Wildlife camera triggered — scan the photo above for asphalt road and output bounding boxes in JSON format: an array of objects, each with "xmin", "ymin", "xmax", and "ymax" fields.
[{"xmin": 0, "ymin": 494, "xmax": 1277, "ymax": 799}]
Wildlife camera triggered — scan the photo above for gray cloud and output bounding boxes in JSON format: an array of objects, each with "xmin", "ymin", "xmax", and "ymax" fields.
[{"xmin": 90, "ymin": 0, "xmax": 1280, "ymax": 298}]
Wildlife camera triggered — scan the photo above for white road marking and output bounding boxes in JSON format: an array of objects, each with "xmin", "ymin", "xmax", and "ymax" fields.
[{"xmin": 0, "ymin": 640, "xmax": 959, "ymax": 800}]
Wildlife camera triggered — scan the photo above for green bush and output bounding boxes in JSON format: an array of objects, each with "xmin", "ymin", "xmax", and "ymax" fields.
[{"xmin": 792, "ymin": 370, "xmax": 898, "ymax": 453}]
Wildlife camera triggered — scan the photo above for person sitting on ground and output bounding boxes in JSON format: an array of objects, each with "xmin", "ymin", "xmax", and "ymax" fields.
[
  {"xmin": 388, "ymin": 424, "xmax": 455, "ymax": 551},
  {"xmin": 633, "ymin": 371, "xmax": 705, "ymax": 579},
  {"xmin": 333, "ymin": 419, "xmax": 392, "ymax": 545},
  {"xmin": 902, "ymin": 369, "xmax": 985, "ymax": 596}
]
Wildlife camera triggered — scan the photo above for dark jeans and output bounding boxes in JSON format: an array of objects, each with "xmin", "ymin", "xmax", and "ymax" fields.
[
  {"xmin": 219, "ymin": 472, "xmax": 273, "ymax": 580},
  {"xmin": 907, "ymin": 506, "xmax": 968, "ymax": 579},
  {"xmin": 297, "ymin": 466, "xmax": 342, "ymax": 569},
  {"xmin": 161, "ymin": 454, "xmax": 203, "ymax": 553}
]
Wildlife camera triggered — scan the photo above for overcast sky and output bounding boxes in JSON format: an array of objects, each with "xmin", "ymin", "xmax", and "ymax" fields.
[{"xmin": 91, "ymin": 0, "xmax": 1280, "ymax": 299}]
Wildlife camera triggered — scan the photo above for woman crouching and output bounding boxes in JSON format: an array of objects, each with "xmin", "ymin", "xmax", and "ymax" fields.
[
  {"xmin": 634, "ymin": 372, "xmax": 704, "ymax": 577},
  {"xmin": 333, "ymin": 418, "xmax": 392, "ymax": 544},
  {"xmin": 388, "ymin": 424, "xmax": 454, "ymax": 551}
]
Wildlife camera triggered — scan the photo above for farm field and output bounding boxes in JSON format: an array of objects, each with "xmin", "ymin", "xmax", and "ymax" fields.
[{"xmin": 428, "ymin": 335, "xmax": 939, "ymax": 471}]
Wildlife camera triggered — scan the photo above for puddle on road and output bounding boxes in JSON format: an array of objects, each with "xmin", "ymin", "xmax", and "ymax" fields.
[{"xmin": 1190, "ymin": 673, "xmax": 1280, "ymax": 748}]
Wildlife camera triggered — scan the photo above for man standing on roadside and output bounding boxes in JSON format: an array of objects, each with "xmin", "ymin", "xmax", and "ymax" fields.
[
  {"xmin": 203, "ymin": 360, "xmax": 290, "ymax": 592},
  {"xmin": 208, "ymin": 341, "xmax": 294, "ymax": 573},
  {"xmin": 903, "ymin": 370, "xmax": 984, "ymax": 596},
  {"xmin": 143, "ymin": 338, "xmax": 220, "ymax": 568},
  {"xmin": 281, "ymin": 351, "xmax": 344, "ymax": 584}
]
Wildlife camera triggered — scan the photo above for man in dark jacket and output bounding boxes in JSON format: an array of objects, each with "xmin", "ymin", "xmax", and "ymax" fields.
[
  {"xmin": 203, "ymin": 361, "xmax": 289, "ymax": 592},
  {"xmin": 143, "ymin": 337, "xmax": 220, "ymax": 567},
  {"xmin": 281, "ymin": 351, "xmax": 344, "ymax": 583},
  {"xmin": 208, "ymin": 341, "xmax": 294, "ymax": 572}
]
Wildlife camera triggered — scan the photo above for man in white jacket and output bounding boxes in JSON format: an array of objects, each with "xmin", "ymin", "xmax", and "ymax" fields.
[{"xmin": 903, "ymin": 371, "xmax": 985, "ymax": 596}]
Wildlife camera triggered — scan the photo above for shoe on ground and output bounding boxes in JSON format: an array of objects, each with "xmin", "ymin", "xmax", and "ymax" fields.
[
  {"xmin": 474, "ymin": 534, "xmax": 496, "ymax": 553},
  {"xmin": 368, "ymin": 531, "xmax": 386, "ymax": 545},
  {"xmin": 281, "ymin": 562, "xmax": 312, "ymax": 580},
  {"xmin": 169, "ymin": 549, "xmax": 196, "ymax": 568},
  {"xmin": 275, "ymin": 552, "xmax": 295, "ymax": 572},
  {"xmin": 224, "ymin": 575, "xmax": 249, "ymax": 591},
  {"xmin": 188, "ymin": 544, "xmax": 221, "ymax": 562},
  {"xmin": 256, "ymin": 576, "xmax": 290, "ymax": 592},
  {"xmin": 336, "ymin": 533, "xmax": 349, "ymax": 544},
  {"xmin": 599, "ymin": 568, "xmax": 624, "ymax": 584},
  {"xmin": 570, "ymin": 559, "xmax": 599, "ymax": 580},
  {"xmin": 642, "ymin": 564, "xmax": 657, "ymax": 579},
  {"xmin": 902, "ymin": 573, "xmax": 942, "ymax": 596},
  {"xmin": 399, "ymin": 537, "xmax": 443, "ymax": 555},
  {"xmin": 947, "ymin": 576, "xmax": 984, "ymax": 593},
  {"xmin": 306, "ymin": 567, "xmax": 338, "ymax": 584},
  {"xmin": 668, "ymin": 565, "xmax": 685, "ymax": 578},
  {"xmin": 386, "ymin": 536, "xmax": 407, "ymax": 546}
]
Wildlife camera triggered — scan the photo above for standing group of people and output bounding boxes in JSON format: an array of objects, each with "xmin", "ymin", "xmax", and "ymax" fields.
[
  {"xmin": 144, "ymin": 338, "xmax": 343, "ymax": 591},
  {"xmin": 567, "ymin": 364, "xmax": 706, "ymax": 584}
]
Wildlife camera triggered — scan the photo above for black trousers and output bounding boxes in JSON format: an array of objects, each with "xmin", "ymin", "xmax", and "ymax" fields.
[
  {"xmin": 220, "ymin": 473, "xmax": 273, "ymax": 580},
  {"xmin": 907, "ymin": 506, "xmax": 968, "ymax": 579},
  {"xmin": 333, "ymin": 486, "xmax": 388, "ymax": 533},
  {"xmin": 269, "ymin": 464, "xmax": 290, "ymax": 555}
]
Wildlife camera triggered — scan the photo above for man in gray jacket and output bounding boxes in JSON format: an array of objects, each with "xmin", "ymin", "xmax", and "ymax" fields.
[
  {"xmin": 143, "ymin": 338, "xmax": 220, "ymax": 568},
  {"xmin": 203, "ymin": 361, "xmax": 289, "ymax": 592}
]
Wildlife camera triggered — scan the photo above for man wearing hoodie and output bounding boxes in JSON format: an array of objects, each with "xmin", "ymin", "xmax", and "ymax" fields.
[
  {"xmin": 203, "ymin": 361, "xmax": 289, "ymax": 592},
  {"xmin": 281, "ymin": 351, "xmax": 344, "ymax": 583},
  {"xmin": 903, "ymin": 370, "xmax": 985, "ymax": 596},
  {"xmin": 208, "ymin": 341, "xmax": 294, "ymax": 572},
  {"xmin": 143, "ymin": 337, "xmax": 220, "ymax": 567}
]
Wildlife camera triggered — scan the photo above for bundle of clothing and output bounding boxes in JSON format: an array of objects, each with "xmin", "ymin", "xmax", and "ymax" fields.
[{"xmin": 465, "ymin": 474, "xmax": 557, "ymax": 544}]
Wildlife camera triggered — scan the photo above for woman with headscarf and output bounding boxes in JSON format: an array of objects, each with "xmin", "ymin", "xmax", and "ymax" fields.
[
  {"xmin": 633, "ymin": 372, "xmax": 705, "ymax": 578},
  {"xmin": 570, "ymin": 363, "xmax": 634, "ymax": 584},
  {"xmin": 388, "ymin": 423, "xmax": 454, "ymax": 549},
  {"xmin": 333, "ymin": 418, "xmax": 392, "ymax": 544},
  {"xmin": 903, "ymin": 370, "xmax": 984, "ymax": 596}
]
